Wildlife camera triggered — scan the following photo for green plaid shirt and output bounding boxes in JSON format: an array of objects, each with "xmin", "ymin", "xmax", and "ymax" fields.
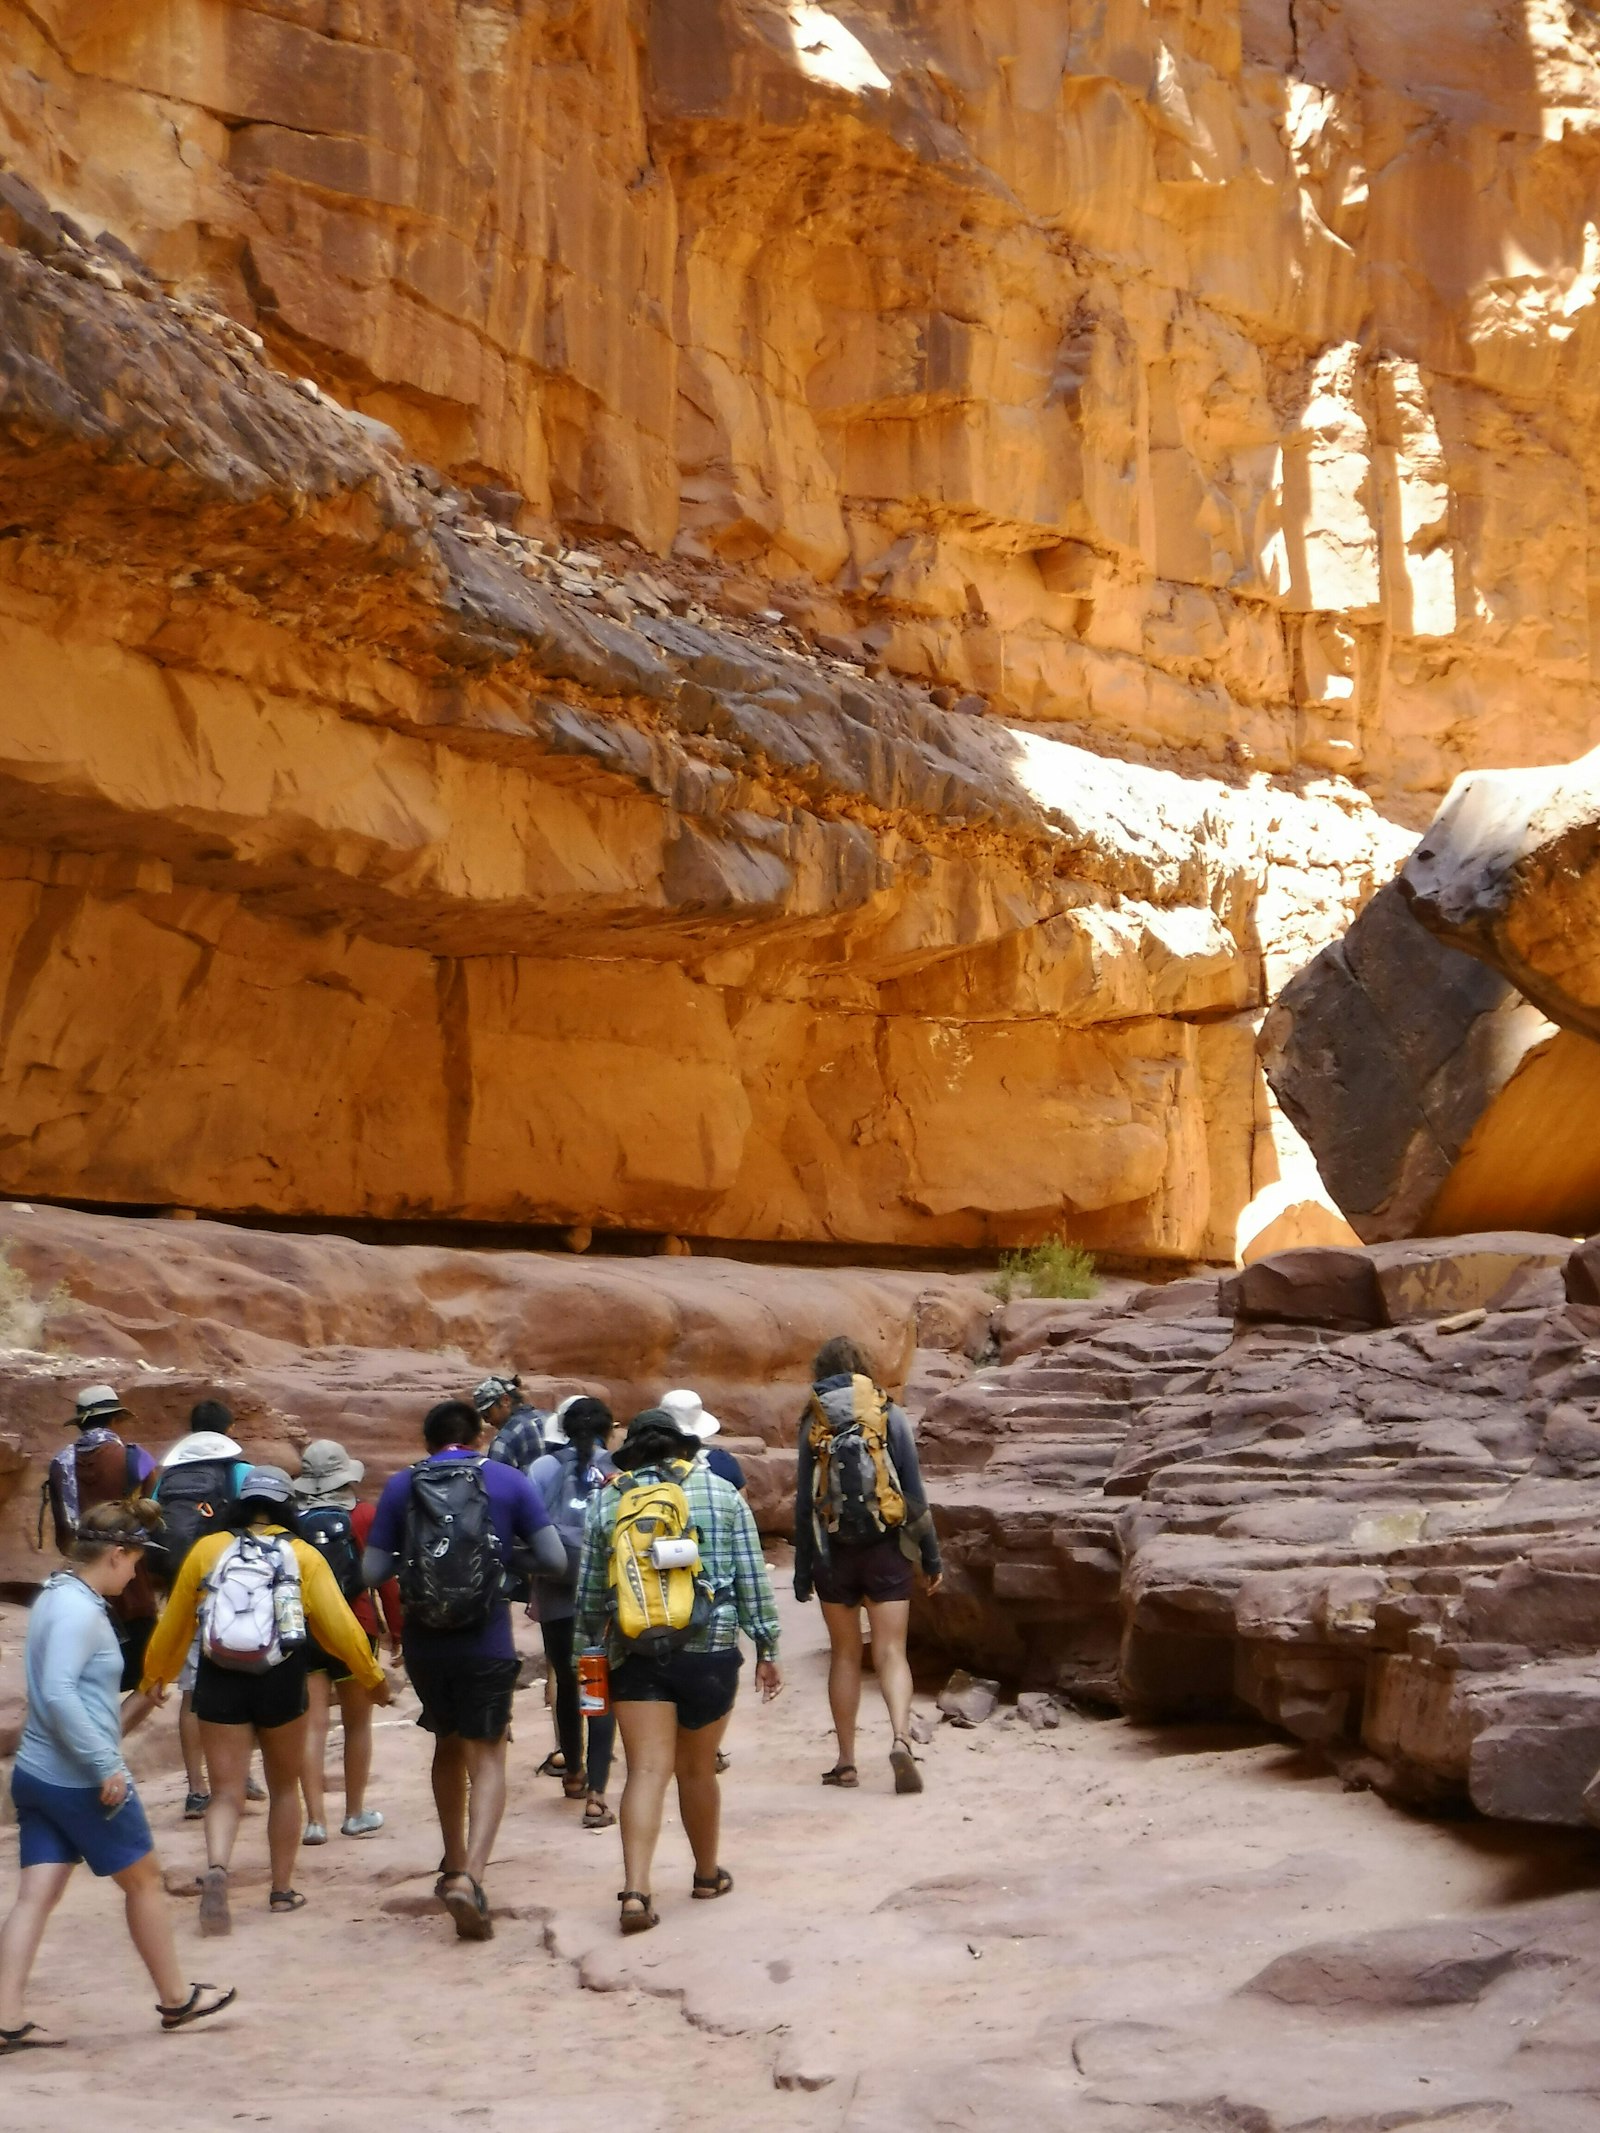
[{"xmin": 573, "ymin": 1462, "xmax": 780, "ymax": 1662}]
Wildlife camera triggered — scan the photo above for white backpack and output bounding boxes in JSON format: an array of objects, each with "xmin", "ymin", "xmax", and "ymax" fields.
[{"xmin": 199, "ymin": 1532, "xmax": 301, "ymax": 1672}]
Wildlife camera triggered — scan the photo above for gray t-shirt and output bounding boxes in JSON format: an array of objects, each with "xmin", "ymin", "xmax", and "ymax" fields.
[{"xmin": 17, "ymin": 1572, "xmax": 127, "ymax": 1786}]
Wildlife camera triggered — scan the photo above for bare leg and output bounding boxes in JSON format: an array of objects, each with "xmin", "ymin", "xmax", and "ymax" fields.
[
  {"xmin": 302, "ymin": 1669, "xmax": 332, "ymax": 1828},
  {"xmin": 863, "ymin": 1598, "xmax": 914, "ymax": 1743},
  {"xmin": 674, "ymin": 1712, "xmax": 733, "ymax": 1880},
  {"xmin": 179, "ymin": 1692, "xmax": 206, "ymax": 1794},
  {"xmin": 200, "ymin": 1722, "xmax": 251, "ymax": 1870},
  {"xmin": 113, "ymin": 1852, "xmax": 185, "ymax": 2007},
  {"xmin": 0, "ymin": 1862, "xmax": 73, "ymax": 2029},
  {"xmin": 820, "ymin": 1602, "xmax": 866, "ymax": 1766},
  {"xmin": 615, "ymin": 1701, "xmax": 679, "ymax": 1897},
  {"xmin": 462, "ymin": 1737, "xmax": 508, "ymax": 1885},
  {"xmin": 258, "ymin": 1715, "xmax": 309, "ymax": 1894},
  {"xmin": 336, "ymin": 1679, "xmax": 373, "ymax": 1818},
  {"xmin": 432, "ymin": 1736, "xmax": 469, "ymax": 1873}
]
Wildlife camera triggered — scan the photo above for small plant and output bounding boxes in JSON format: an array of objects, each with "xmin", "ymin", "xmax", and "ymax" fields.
[{"xmin": 987, "ymin": 1237, "xmax": 1098, "ymax": 1304}]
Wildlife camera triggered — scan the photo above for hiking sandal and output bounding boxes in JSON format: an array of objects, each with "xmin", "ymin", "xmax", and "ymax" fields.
[
  {"xmin": 618, "ymin": 1889, "xmax": 658, "ymax": 1935},
  {"xmin": 268, "ymin": 1889, "xmax": 307, "ymax": 1913},
  {"xmin": 196, "ymin": 1866, "xmax": 231, "ymax": 1938},
  {"xmin": 535, "ymin": 1751, "xmax": 567, "ymax": 1779},
  {"xmin": 890, "ymin": 1738, "xmax": 924, "ymax": 1795},
  {"xmin": 582, "ymin": 1796, "xmax": 616, "ymax": 1830},
  {"xmin": 0, "ymin": 2022, "xmax": 66, "ymax": 2055},
  {"xmin": 821, "ymin": 1762, "xmax": 858, "ymax": 1788},
  {"xmin": 562, "ymin": 1772, "xmax": 589, "ymax": 1800},
  {"xmin": 691, "ymin": 1867, "xmax": 734, "ymax": 1900},
  {"xmin": 157, "ymin": 1983, "xmax": 237, "ymax": 2032},
  {"xmin": 441, "ymin": 1873, "xmax": 494, "ymax": 1942}
]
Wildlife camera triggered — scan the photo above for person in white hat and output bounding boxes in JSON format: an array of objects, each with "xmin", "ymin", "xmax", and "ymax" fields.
[
  {"xmin": 293, "ymin": 1439, "xmax": 394, "ymax": 1843},
  {"xmin": 659, "ymin": 1389, "xmax": 748, "ymax": 1496}
]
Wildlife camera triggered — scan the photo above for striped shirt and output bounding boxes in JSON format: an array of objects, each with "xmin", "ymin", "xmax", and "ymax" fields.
[{"xmin": 573, "ymin": 1462, "xmax": 780, "ymax": 1663}]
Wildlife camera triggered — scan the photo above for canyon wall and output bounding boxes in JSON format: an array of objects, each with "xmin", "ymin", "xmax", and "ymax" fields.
[{"xmin": 4, "ymin": 3, "xmax": 1600, "ymax": 1251}]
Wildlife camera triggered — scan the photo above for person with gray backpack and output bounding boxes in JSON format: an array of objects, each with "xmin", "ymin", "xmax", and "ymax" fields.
[
  {"xmin": 362, "ymin": 1400, "xmax": 565, "ymax": 1943},
  {"xmin": 527, "ymin": 1398, "xmax": 619, "ymax": 1829},
  {"xmin": 794, "ymin": 1336, "xmax": 941, "ymax": 1796}
]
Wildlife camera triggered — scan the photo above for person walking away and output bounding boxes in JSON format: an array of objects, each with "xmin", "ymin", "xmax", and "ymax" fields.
[
  {"xmin": 363, "ymin": 1400, "xmax": 565, "ymax": 1941},
  {"xmin": 526, "ymin": 1399, "xmax": 618, "ymax": 1829},
  {"xmin": 660, "ymin": 1388, "xmax": 748, "ymax": 1493},
  {"xmin": 573, "ymin": 1408, "xmax": 782, "ymax": 1936},
  {"xmin": 1, "ymin": 1500, "xmax": 235, "ymax": 2053},
  {"xmin": 140, "ymin": 1466, "xmax": 388, "ymax": 1934},
  {"xmin": 40, "ymin": 1385, "xmax": 159, "ymax": 1694},
  {"xmin": 479, "ymin": 1375, "xmax": 546, "ymax": 1473},
  {"xmin": 142, "ymin": 1410, "xmax": 251, "ymax": 1818},
  {"xmin": 293, "ymin": 1439, "xmax": 395, "ymax": 1843},
  {"xmin": 793, "ymin": 1336, "xmax": 942, "ymax": 1795}
]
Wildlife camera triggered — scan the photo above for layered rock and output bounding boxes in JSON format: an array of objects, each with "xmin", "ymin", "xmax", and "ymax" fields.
[
  {"xmin": 0, "ymin": 181, "xmax": 1403, "ymax": 1255},
  {"xmin": 918, "ymin": 1228, "xmax": 1600, "ymax": 1827},
  {"xmin": 6, "ymin": 2, "xmax": 1600, "ymax": 816}
]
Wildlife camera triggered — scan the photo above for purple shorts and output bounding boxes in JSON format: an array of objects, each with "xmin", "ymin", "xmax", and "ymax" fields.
[{"xmin": 813, "ymin": 1533, "xmax": 914, "ymax": 1608}]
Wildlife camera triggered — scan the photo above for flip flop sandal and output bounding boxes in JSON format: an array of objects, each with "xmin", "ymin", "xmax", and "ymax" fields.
[
  {"xmin": 890, "ymin": 1739, "xmax": 924, "ymax": 1795},
  {"xmin": 692, "ymin": 1867, "xmax": 734, "ymax": 1900},
  {"xmin": 196, "ymin": 1866, "xmax": 231, "ymax": 1938},
  {"xmin": 157, "ymin": 1984, "xmax": 237, "ymax": 2032},
  {"xmin": 618, "ymin": 1889, "xmax": 658, "ymax": 1935},
  {"xmin": 582, "ymin": 1798, "xmax": 616, "ymax": 1830},
  {"xmin": 821, "ymin": 1763, "xmax": 859, "ymax": 1788},
  {"xmin": 268, "ymin": 1889, "xmax": 307, "ymax": 1913},
  {"xmin": 715, "ymin": 1750, "xmax": 731, "ymax": 1773},
  {"xmin": 0, "ymin": 2023, "xmax": 66, "ymax": 2055},
  {"xmin": 442, "ymin": 1874, "xmax": 494, "ymax": 1942}
]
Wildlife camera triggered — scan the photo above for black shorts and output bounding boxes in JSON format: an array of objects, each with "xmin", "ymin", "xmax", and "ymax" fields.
[
  {"xmin": 304, "ymin": 1632, "xmax": 377, "ymax": 1680},
  {"xmin": 116, "ymin": 1615, "xmax": 156, "ymax": 1694},
  {"xmin": 814, "ymin": 1533, "xmax": 915, "ymax": 1608},
  {"xmin": 405, "ymin": 1645, "xmax": 520, "ymax": 1741},
  {"xmin": 192, "ymin": 1651, "xmax": 309, "ymax": 1730},
  {"xmin": 609, "ymin": 1648, "xmax": 742, "ymax": 1731}
]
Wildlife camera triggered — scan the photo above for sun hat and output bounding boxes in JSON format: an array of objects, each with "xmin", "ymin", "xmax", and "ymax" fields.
[
  {"xmin": 473, "ymin": 1373, "xmax": 518, "ymax": 1416},
  {"xmin": 162, "ymin": 1429, "xmax": 243, "ymax": 1467},
  {"xmin": 660, "ymin": 1387, "xmax": 721, "ymax": 1442},
  {"xmin": 293, "ymin": 1439, "xmax": 365, "ymax": 1500},
  {"xmin": 238, "ymin": 1464, "xmax": 295, "ymax": 1506},
  {"xmin": 69, "ymin": 1383, "xmax": 129, "ymax": 1429}
]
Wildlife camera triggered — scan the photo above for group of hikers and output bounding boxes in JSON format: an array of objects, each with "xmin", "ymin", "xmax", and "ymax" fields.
[{"xmin": 0, "ymin": 1336, "xmax": 941, "ymax": 2054}]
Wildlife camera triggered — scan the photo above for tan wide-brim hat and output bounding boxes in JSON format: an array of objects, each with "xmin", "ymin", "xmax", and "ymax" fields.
[{"xmin": 293, "ymin": 1439, "xmax": 365, "ymax": 1498}]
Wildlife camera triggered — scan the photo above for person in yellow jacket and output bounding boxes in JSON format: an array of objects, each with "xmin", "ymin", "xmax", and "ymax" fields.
[{"xmin": 142, "ymin": 1466, "xmax": 389, "ymax": 1935}]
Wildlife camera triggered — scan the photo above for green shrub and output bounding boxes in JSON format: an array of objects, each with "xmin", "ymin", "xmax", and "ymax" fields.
[{"xmin": 986, "ymin": 1237, "xmax": 1098, "ymax": 1304}]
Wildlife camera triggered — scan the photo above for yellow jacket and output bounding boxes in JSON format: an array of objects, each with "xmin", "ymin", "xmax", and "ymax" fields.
[{"xmin": 142, "ymin": 1523, "xmax": 385, "ymax": 1695}]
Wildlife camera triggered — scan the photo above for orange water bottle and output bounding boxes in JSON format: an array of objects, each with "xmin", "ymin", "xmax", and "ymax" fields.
[{"xmin": 578, "ymin": 1648, "xmax": 611, "ymax": 1716}]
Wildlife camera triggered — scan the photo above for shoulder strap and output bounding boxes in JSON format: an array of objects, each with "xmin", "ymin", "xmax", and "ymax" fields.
[{"xmin": 124, "ymin": 1442, "xmax": 140, "ymax": 1495}]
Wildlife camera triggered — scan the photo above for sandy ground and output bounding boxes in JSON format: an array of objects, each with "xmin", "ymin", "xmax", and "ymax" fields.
[{"xmin": 3, "ymin": 1572, "xmax": 1598, "ymax": 2132}]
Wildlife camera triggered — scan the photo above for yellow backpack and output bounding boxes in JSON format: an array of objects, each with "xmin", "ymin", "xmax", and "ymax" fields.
[
  {"xmin": 608, "ymin": 1463, "xmax": 707, "ymax": 1652},
  {"xmin": 808, "ymin": 1374, "xmax": 907, "ymax": 1542}
]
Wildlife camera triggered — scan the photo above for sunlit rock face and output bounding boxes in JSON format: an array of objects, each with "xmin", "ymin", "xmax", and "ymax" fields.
[{"xmin": 2, "ymin": 3, "xmax": 1596, "ymax": 1252}]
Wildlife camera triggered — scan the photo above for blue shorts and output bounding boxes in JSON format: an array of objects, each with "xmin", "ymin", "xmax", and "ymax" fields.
[{"xmin": 12, "ymin": 1764, "xmax": 155, "ymax": 1878}]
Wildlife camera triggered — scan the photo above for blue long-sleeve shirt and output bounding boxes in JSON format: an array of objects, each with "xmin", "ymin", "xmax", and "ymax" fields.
[{"xmin": 16, "ymin": 1572, "xmax": 128, "ymax": 1786}]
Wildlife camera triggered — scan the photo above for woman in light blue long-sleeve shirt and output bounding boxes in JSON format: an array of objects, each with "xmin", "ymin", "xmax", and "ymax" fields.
[{"xmin": 0, "ymin": 1501, "xmax": 235, "ymax": 2053}]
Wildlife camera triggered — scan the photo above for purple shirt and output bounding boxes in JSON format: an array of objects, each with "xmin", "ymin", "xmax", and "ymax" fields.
[{"xmin": 368, "ymin": 1449, "xmax": 551, "ymax": 1662}]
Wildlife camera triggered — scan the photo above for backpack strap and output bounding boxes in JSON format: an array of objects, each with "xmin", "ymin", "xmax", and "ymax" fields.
[{"xmin": 124, "ymin": 1442, "xmax": 141, "ymax": 1498}]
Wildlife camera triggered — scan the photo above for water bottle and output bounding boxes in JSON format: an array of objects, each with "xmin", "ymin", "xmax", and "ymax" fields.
[
  {"xmin": 578, "ymin": 1648, "xmax": 611, "ymax": 1716},
  {"xmin": 274, "ymin": 1569, "xmax": 306, "ymax": 1649}
]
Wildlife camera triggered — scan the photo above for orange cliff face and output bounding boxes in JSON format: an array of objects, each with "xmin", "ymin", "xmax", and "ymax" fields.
[{"xmin": 0, "ymin": 2, "xmax": 1596, "ymax": 1257}]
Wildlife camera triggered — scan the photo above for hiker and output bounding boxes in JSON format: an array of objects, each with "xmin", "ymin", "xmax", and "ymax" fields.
[
  {"xmin": 573, "ymin": 1407, "xmax": 782, "ymax": 1936},
  {"xmin": 526, "ymin": 1398, "xmax": 619, "ymax": 1830},
  {"xmin": 480, "ymin": 1374, "xmax": 546, "ymax": 1473},
  {"xmin": 144, "ymin": 1409, "xmax": 252, "ymax": 1819},
  {"xmin": 793, "ymin": 1335, "xmax": 942, "ymax": 1795},
  {"xmin": 1, "ymin": 1500, "xmax": 236, "ymax": 2055},
  {"xmin": 40, "ymin": 1384, "xmax": 159, "ymax": 1693},
  {"xmin": 363, "ymin": 1399, "xmax": 566, "ymax": 1941},
  {"xmin": 293, "ymin": 1438, "xmax": 396, "ymax": 1844},
  {"xmin": 660, "ymin": 1387, "xmax": 748, "ymax": 1493},
  {"xmin": 140, "ymin": 1466, "xmax": 388, "ymax": 1934}
]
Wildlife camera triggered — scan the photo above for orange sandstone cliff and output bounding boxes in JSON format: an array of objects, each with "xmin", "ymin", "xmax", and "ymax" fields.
[{"xmin": 2, "ymin": 1, "xmax": 1599, "ymax": 1257}]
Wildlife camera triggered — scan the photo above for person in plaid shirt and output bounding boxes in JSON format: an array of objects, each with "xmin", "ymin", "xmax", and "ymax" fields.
[{"xmin": 574, "ymin": 1408, "xmax": 781, "ymax": 1935}]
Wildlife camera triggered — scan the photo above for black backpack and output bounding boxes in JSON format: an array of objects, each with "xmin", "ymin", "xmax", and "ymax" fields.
[
  {"xmin": 398, "ymin": 1459, "xmax": 502, "ymax": 1631},
  {"xmin": 146, "ymin": 1457, "xmax": 239, "ymax": 1588},
  {"xmin": 299, "ymin": 1504, "xmax": 364, "ymax": 1602}
]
